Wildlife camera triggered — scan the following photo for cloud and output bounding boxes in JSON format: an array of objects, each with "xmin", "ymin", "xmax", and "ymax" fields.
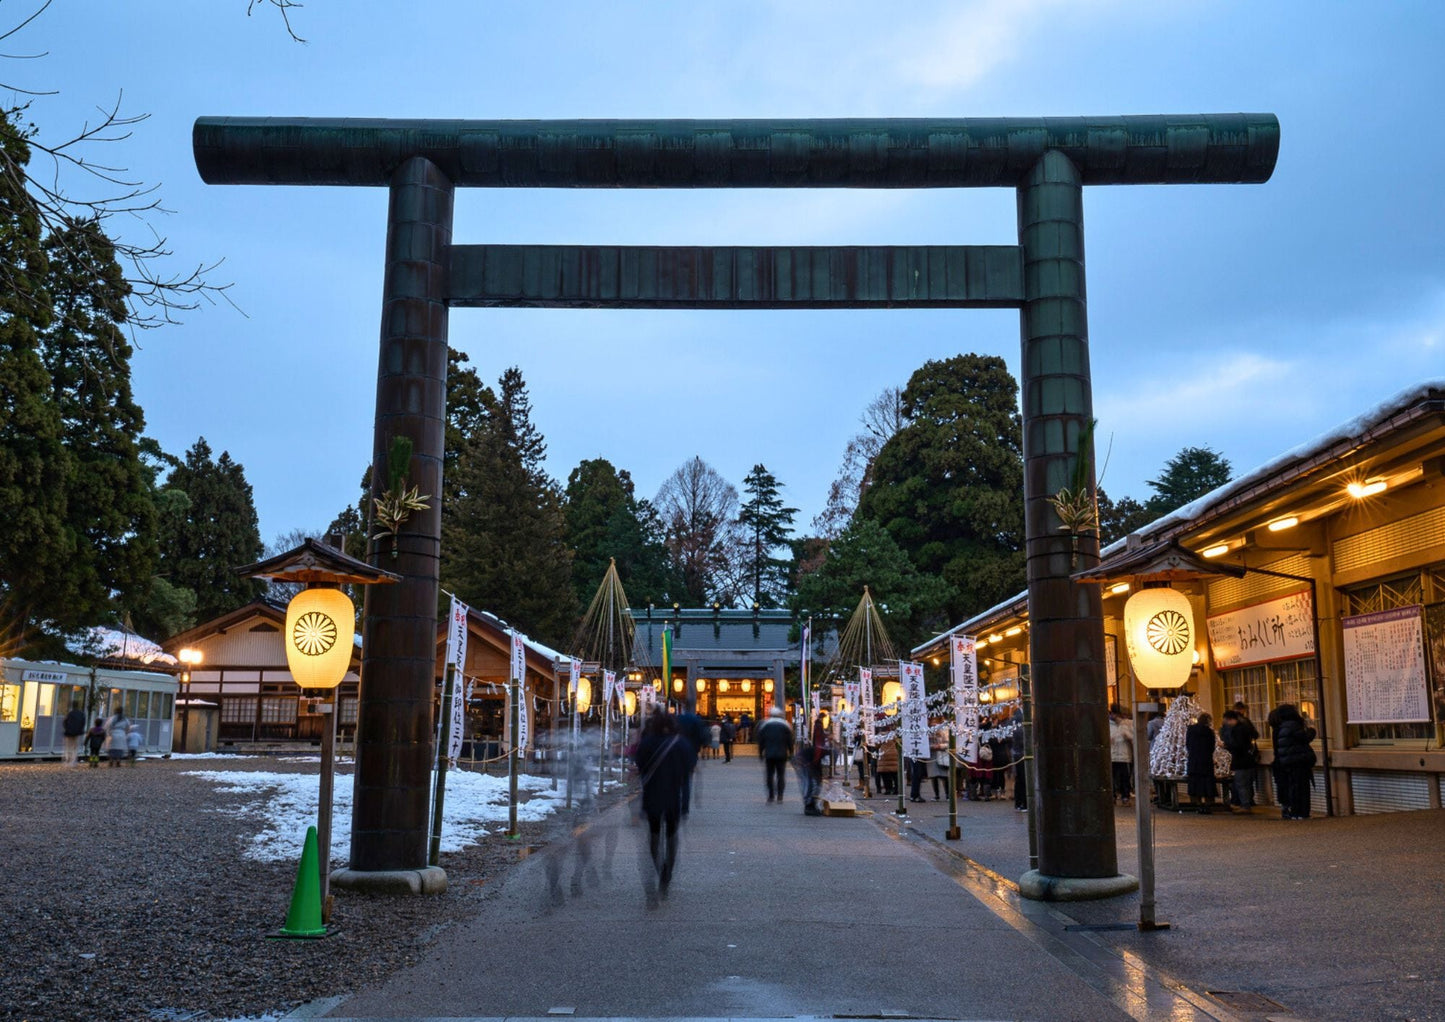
[{"xmin": 1096, "ymin": 351, "xmax": 1298, "ymax": 431}]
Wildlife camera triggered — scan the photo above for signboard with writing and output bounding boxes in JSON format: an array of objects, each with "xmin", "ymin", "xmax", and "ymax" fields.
[
  {"xmin": 900, "ymin": 661, "xmax": 930, "ymax": 760},
  {"xmin": 1343, "ymin": 605, "xmax": 1431, "ymax": 724},
  {"xmin": 950, "ymin": 635, "xmax": 979, "ymax": 754},
  {"xmin": 1207, "ymin": 588, "xmax": 1314, "ymax": 669}
]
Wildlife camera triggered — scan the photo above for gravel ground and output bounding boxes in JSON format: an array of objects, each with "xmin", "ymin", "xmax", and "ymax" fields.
[{"xmin": 0, "ymin": 756, "xmax": 621, "ymax": 1022}]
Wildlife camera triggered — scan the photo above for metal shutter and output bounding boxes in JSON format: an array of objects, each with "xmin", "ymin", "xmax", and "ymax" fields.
[
  {"xmin": 1208, "ymin": 553, "xmax": 1314, "ymax": 608},
  {"xmin": 1351, "ymin": 770, "xmax": 1432, "ymax": 814},
  {"xmin": 1333, "ymin": 506, "xmax": 1445, "ymax": 575}
]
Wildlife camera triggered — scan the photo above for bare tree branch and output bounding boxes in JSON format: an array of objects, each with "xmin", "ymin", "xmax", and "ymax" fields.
[{"xmin": 248, "ymin": 0, "xmax": 306, "ymax": 43}]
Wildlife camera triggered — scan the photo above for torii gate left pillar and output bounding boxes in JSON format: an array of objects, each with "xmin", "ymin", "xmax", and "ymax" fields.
[{"xmin": 195, "ymin": 113, "xmax": 1277, "ymax": 898}]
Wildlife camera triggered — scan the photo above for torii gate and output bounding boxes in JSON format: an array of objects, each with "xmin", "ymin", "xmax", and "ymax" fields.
[{"xmin": 195, "ymin": 114, "xmax": 1278, "ymax": 898}]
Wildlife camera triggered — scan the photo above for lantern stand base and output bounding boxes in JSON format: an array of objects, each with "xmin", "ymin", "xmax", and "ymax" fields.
[
  {"xmin": 331, "ymin": 866, "xmax": 448, "ymax": 896},
  {"xmin": 945, "ymin": 825, "xmax": 961, "ymax": 840},
  {"xmin": 1018, "ymin": 870, "xmax": 1138, "ymax": 903}
]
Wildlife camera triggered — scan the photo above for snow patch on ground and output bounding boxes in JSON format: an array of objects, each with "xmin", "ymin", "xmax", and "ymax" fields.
[{"xmin": 183, "ymin": 768, "xmax": 573, "ymax": 863}]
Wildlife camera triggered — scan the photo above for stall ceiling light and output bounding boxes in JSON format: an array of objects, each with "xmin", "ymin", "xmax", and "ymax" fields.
[
  {"xmin": 1266, "ymin": 516, "xmax": 1299, "ymax": 532},
  {"xmin": 1005, "ymin": 626, "xmax": 1023, "ymax": 637},
  {"xmin": 1109, "ymin": 582, "xmax": 1131, "ymax": 595},
  {"xmin": 988, "ymin": 633, "xmax": 1004, "ymax": 643},
  {"xmin": 1347, "ymin": 479, "xmax": 1387, "ymax": 499},
  {"xmin": 1201, "ymin": 544, "xmax": 1230, "ymax": 558}
]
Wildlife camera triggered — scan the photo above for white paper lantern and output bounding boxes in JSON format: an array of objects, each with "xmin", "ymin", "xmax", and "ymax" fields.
[
  {"xmin": 284, "ymin": 587, "xmax": 354, "ymax": 689},
  {"xmin": 1123, "ymin": 588, "xmax": 1195, "ymax": 690},
  {"xmin": 575, "ymin": 677, "xmax": 593, "ymax": 714}
]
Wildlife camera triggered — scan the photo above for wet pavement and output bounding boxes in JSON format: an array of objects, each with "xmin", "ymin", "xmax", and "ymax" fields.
[{"xmin": 303, "ymin": 754, "xmax": 1445, "ymax": 1021}]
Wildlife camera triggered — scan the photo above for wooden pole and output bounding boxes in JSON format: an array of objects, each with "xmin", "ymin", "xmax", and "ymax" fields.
[
  {"xmin": 428, "ymin": 663, "xmax": 455, "ymax": 866},
  {"xmin": 317, "ymin": 690, "xmax": 337, "ymax": 923},
  {"xmin": 507, "ymin": 676, "xmax": 520, "ymax": 838}
]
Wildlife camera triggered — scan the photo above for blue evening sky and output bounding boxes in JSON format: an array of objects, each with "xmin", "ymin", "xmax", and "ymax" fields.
[{"xmin": 20, "ymin": 2, "xmax": 1444, "ymax": 545}]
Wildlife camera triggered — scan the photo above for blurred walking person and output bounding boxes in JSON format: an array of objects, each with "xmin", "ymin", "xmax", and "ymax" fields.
[
  {"xmin": 633, "ymin": 711, "xmax": 696, "ymax": 904},
  {"xmin": 755, "ymin": 706, "xmax": 793, "ymax": 803},
  {"xmin": 104, "ymin": 707, "xmax": 130, "ymax": 768}
]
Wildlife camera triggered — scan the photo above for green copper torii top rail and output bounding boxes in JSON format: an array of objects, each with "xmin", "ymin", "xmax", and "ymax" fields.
[{"xmin": 193, "ymin": 114, "xmax": 1278, "ymax": 188}]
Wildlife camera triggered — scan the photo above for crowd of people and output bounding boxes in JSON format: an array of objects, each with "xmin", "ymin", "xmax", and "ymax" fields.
[
  {"xmin": 1109, "ymin": 699, "xmax": 1320, "ymax": 820},
  {"xmin": 60, "ymin": 702, "xmax": 144, "ymax": 768}
]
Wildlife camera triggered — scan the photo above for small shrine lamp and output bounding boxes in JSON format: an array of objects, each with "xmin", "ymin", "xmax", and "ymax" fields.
[
  {"xmin": 1122, "ymin": 587, "xmax": 1196, "ymax": 692},
  {"xmin": 237, "ymin": 538, "xmax": 399, "ymax": 928}
]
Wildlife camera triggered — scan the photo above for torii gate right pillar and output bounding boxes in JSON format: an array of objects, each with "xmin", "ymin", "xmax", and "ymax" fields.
[{"xmin": 1017, "ymin": 151, "xmax": 1130, "ymax": 897}]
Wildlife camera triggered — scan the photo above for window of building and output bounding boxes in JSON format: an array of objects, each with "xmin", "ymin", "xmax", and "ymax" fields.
[
  {"xmin": 221, "ymin": 697, "xmax": 257, "ymax": 724},
  {"xmin": 1340, "ymin": 568, "xmax": 1440, "ymax": 744},
  {"xmin": 260, "ymin": 697, "xmax": 297, "ymax": 724},
  {"xmin": 1221, "ymin": 657, "xmax": 1318, "ymax": 736},
  {"xmin": 338, "ymin": 696, "xmax": 358, "ymax": 725}
]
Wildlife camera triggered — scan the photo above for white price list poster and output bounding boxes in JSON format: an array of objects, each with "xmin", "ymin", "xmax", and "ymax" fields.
[{"xmin": 1343, "ymin": 605, "xmax": 1430, "ymax": 725}]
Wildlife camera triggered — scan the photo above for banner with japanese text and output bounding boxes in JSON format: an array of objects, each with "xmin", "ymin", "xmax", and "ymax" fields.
[
  {"xmin": 950, "ymin": 634, "xmax": 979, "ymax": 757},
  {"xmin": 900, "ymin": 661, "xmax": 930, "ymax": 760},
  {"xmin": 859, "ymin": 667, "xmax": 874, "ymax": 742}
]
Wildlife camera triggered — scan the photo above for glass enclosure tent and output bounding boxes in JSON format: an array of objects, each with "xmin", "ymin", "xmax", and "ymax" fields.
[{"xmin": 0, "ymin": 659, "xmax": 178, "ymax": 759}]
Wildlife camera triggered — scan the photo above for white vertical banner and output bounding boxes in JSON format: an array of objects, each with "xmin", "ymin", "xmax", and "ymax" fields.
[
  {"xmin": 859, "ymin": 667, "xmax": 875, "ymax": 742},
  {"xmin": 510, "ymin": 630, "xmax": 529, "ymax": 755},
  {"xmin": 448, "ymin": 675, "xmax": 466, "ymax": 762},
  {"xmin": 950, "ymin": 635, "xmax": 980, "ymax": 758},
  {"xmin": 842, "ymin": 681, "xmax": 860, "ymax": 746},
  {"xmin": 900, "ymin": 661, "xmax": 930, "ymax": 760},
  {"xmin": 801, "ymin": 622, "xmax": 811, "ymax": 721},
  {"xmin": 602, "ymin": 669, "xmax": 616, "ymax": 768},
  {"xmin": 568, "ymin": 658, "xmax": 582, "ymax": 756},
  {"xmin": 444, "ymin": 598, "xmax": 469, "ymax": 761}
]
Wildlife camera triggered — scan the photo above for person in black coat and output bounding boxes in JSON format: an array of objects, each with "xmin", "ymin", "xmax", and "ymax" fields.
[
  {"xmin": 754, "ymin": 706, "xmax": 794, "ymax": 803},
  {"xmin": 1185, "ymin": 712, "xmax": 1219, "ymax": 814},
  {"xmin": 1270, "ymin": 703, "xmax": 1317, "ymax": 820},
  {"xmin": 1220, "ymin": 709, "xmax": 1260, "ymax": 811},
  {"xmin": 633, "ymin": 711, "xmax": 697, "ymax": 901}
]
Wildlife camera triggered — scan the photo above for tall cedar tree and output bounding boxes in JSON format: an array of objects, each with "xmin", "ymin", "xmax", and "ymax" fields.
[
  {"xmin": 1145, "ymin": 445, "xmax": 1233, "ymax": 516},
  {"xmin": 0, "ymin": 107, "xmax": 67, "ymax": 644},
  {"xmin": 564, "ymin": 458, "xmax": 680, "ymax": 607},
  {"xmin": 654, "ymin": 456, "xmax": 740, "ymax": 605},
  {"xmin": 737, "ymin": 463, "xmax": 798, "ymax": 608},
  {"xmin": 793, "ymin": 517, "xmax": 954, "ymax": 649},
  {"xmin": 156, "ymin": 438, "xmax": 265, "ymax": 622},
  {"xmin": 40, "ymin": 218, "xmax": 157, "ymax": 631},
  {"xmin": 441, "ymin": 367, "xmax": 575, "ymax": 647},
  {"xmin": 856, "ymin": 353, "xmax": 1025, "ymax": 622}
]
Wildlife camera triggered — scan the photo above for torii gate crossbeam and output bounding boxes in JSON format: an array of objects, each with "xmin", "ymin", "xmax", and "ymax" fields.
[{"xmin": 194, "ymin": 114, "xmax": 1278, "ymax": 898}]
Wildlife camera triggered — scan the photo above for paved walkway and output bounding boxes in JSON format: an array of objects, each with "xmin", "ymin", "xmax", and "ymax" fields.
[{"xmin": 322, "ymin": 757, "xmax": 1256, "ymax": 1022}]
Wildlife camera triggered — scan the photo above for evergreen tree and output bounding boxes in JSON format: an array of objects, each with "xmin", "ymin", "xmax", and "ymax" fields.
[
  {"xmin": 38, "ymin": 217, "xmax": 157, "ymax": 630},
  {"xmin": 856, "ymin": 353, "xmax": 1025, "ymax": 622},
  {"xmin": 443, "ymin": 348, "xmax": 488, "ymax": 505},
  {"xmin": 654, "ymin": 456, "xmax": 740, "ymax": 605},
  {"xmin": 793, "ymin": 518, "xmax": 954, "ymax": 648},
  {"xmin": 737, "ymin": 463, "xmax": 798, "ymax": 608},
  {"xmin": 441, "ymin": 368, "xmax": 575, "ymax": 647},
  {"xmin": 0, "ymin": 106, "xmax": 68, "ymax": 644},
  {"xmin": 1097, "ymin": 488, "xmax": 1155, "ymax": 546},
  {"xmin": 564, "ymin": 458, "xmax": 680, "ymax": 607},
  {"xmin": 156, "ymin": 438, "xmax": 265, "ymax": 622},
  {"xmin": 1145, "ymin": 445, "xmax": 1233, "ymax": 516}
]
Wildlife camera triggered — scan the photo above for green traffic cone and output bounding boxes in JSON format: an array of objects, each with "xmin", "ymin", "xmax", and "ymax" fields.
[{"xmin": 277, "ymin": 825, "xmax": 327, "ymax": 938}]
